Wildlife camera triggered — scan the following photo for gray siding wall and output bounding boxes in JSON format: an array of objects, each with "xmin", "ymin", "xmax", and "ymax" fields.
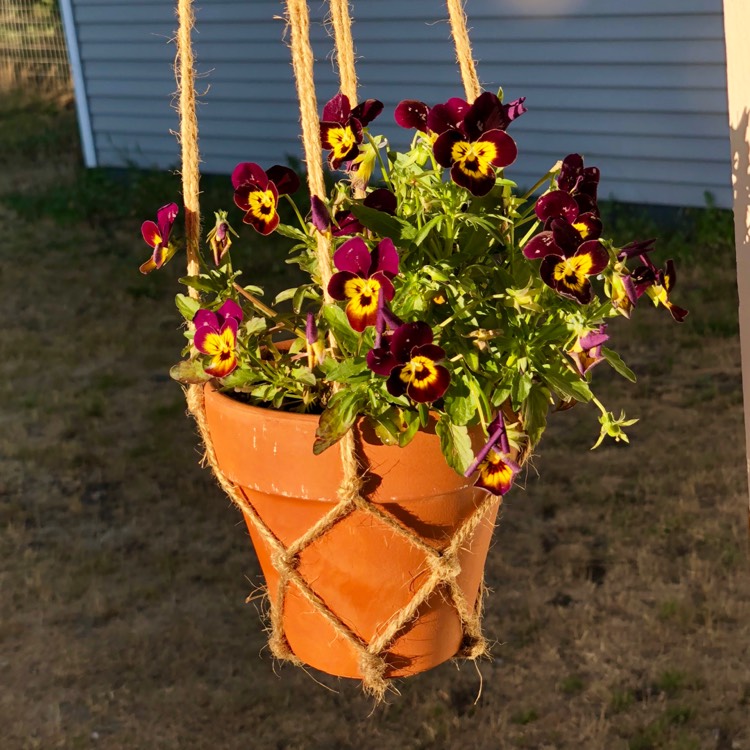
[{"xmin": 72, "ymin": 0, "xmax": 731, "ymax": 208}]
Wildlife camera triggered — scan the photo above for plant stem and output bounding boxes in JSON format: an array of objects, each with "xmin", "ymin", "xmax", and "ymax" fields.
[
  {"xmin": 365, "ymin": 131, "xmax": 392, "ymax": 189},
  {"xmin": 282, "ymin": 194, "xmax": 309, "ymax": 233},
  {"xmin": 519, "ymin": 170, "xmax": 556, "ymax": 203},
  {"xmin": 233, "ymin": 283, "xmax": 306, "ymax": 338}
]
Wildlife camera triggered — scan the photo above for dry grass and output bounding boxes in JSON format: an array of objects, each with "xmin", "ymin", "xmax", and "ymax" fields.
[{"xmin": 0, "ymin": 98, "xmax": 748, "ymax": 750}]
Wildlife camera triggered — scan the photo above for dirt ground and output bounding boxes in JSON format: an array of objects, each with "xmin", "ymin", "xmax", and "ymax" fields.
[{"xmin": 1, "ymin": 99, "xmax": 749, "ymax": 750}]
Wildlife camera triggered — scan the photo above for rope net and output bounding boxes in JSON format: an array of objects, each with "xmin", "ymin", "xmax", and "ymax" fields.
[{"xmin": 178, "ymin": 0, "xmax": 494, "ymax": 699}]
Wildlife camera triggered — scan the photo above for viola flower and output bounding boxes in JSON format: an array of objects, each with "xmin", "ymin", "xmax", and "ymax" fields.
[
  {"xmin": 140, "ymin": 202, "xmax": 179, "ymax": 274},
  {"xmin": 432, "ymin": 91, "xmax": 519, "ymax": 196},
  {"xmin": 367, "ymin": 321, "xmax": 450, "ymax": 404},
  {"xmin": 474, "ymin": 448, "xmax": 521, "ymax": 496},
  {"xmin": 319, "ymin": 92, "xmax": 384, "ymax": 170},
  {"xmin": 609, "ymin": 268, "xmax": 638, "ymax": 318},
  {"xmin": 534, "ymin": 191, "xmax": 602, "ymax": 243},
  {"xmin": 193, "ymin": 299, "xmax": 244, "ymax": 378},
  {"xmin": 631, "ymin": 258, "xmax": 688, "ymax": 322},
  {"xmin": 206, "ymin": 210, "xmax": 239, "ymax": 266},
  {"xmin": 328, "ymin": 237, "xmax": 399, "ymax": 331},
  {"xmin": 523, "ymin": 218, "xmax": 609, "ymax": 304},
  {"xmin": 556, "ymin": 153, "xmax": 601, "ymax": 216},
  {"xmin": 568, "ymin": 325, "xmax": 609, "ymax": 376},
  {"xmin": 232, "ymin": 162, "xmax": 300, "ymax": 235}
]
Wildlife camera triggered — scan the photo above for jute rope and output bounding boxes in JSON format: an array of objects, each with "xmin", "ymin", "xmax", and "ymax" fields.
[
  {"xmin": 446, "ymin": 0, "xmax": 481, "ymax": 102},
  {"xmin": 176, "ymin": 0, "xmax": 498, "ymax": 700},
  {"xmin": 328, "ymin": 0, "xmax": 358, "ymax": 104}
]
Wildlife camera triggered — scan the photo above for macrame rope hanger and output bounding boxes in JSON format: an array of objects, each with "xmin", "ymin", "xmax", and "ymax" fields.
[{"xmin": 176, "ymin": 0, "xmax": 491, "ymax": 700}]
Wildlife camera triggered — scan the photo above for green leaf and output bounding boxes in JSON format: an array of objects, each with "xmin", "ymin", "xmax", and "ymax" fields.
[
  {"xmin": 542, "ymin": 366, "xmax": 593, "ymax": 403},
  {"xmin": 179, "ymin": 275, "xmax": 224, "ymax": 294},
  {"xmin": 275, "ymin": 224, "xmax": 309, "ymax": 242},
  {"xmin": 273, "ymin": 287, "xmax": 297, "ymax": 305},
  {"xmin": 349, "ymin": 204, "xmax": 416, "ymax": 242},
  {"xmin": 243, "ymin": 317, "xmax": 267, "ymax": 336},
  {"xmin": 319, "ymin": 358, "xmax": 369, "ymax": 383},
  {"xmin": 444, "ymin": 379, "xmax": 475, "ymax": 426},
  {"xmin": 313, "ymin": 388, "xmax": 366, "ymax": 454},
  {"xmin": 175, "ymin": 293, "xmax": 201, "ymax": 321},
  {"xmin": 169, "ymin": 359, "xmax": 211, "ymax": 384},
  {"xmin": 291, "ymin": 366, "xmax": 317, "ymax": 386},
  {"xmin": 601, "ymin": 347, "xmax": 637, "ymax": 383},
  {"xmin": 398, "ymin": 410, "xmax": 422, "ymax": 447},
  {"xmin": 412, "ymin": 215, "xmax": 443, "ymax": 248},
  {"xmin": 321, "ymin": 304, "xmax": 360, "ymax": 356},
  {"xmin": 510, "ymin": 370, "xmax": 533, "ymax": 409},
  {"xmin": 521, "ymin": 383, "xmax": 550, "ymax": 448},
  {"xmin": 219, "ymin": 367, "xmax": 263, "ymax": 389},
  {"xmin": 435, "ymin": 416, "xmax": 474, "ymax": 475}
]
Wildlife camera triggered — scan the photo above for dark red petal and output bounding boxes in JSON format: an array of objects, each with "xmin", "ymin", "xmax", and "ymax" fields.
[
  {"xmin": 370, "ymin": 238, "xmax": 399, "ymax": 278},
  {"xmin": 412, "ymin": 343, "xmax": 445, "ymax": 362},
  {"xmin": 333, "ymin": 237, "xmax": 371, "ymax": 275},
  {"xmin": 156, "ymin": 203, "xmax": 179, "ymax": 242},
  {"xmin": 450, "ymin": 161, "xmax": 495, "ymax": 197},
  {"xmin": 550, "ymin": 218, "xmax": 583, "ymax": 256},
  {"xmin": 406, "ymin": 363, "xmax": 450, "ymax": 403},
  {"xmin": 668, "ymin": 303, "xmax": 689, "ymax": 322},
  {"xmin": 576, "ymin": 240, "xmax": 609, "ymax": 275},
  {"xmin": 558, "ymin": 154, "xmax": 583, "ymax": 192},
  {"xmin": 394, "ymin": 99, "xmax": 430, "ymax": 130},
  {"xmin": 664, "ymin": 259, "xmax": 678, "ymax": 291},
  {"xmin": 539, "ymin": 255, "xmax": 562, "ymax": 290},
  {"xmin": 141, "ymin": 220, "xmax": 160, "ymax": 248},
  {"xmin": 328, "ymin": 270, "xmax": 356, "ymax": 301},
  {"xmin": 464, "ymin": 91, "xmax": 507, "ymax": 139},
  {"xmin": 332, "ymin": 210, "xmax": 362, "ymax": 237},
  {"xmin": 433, "ymin": 130, "xmax": 462, "ymax": 167},
  {"xmin": 571, "ymin": 212, "xmax": 602, "ymax": 241},
  {"xmin": 243, "ymin": 207, "xmax": 279, "ymax": 235},
  {"xmin": 322, "ymin": 92, "xmax": 351, "ymax": 124},
  {"xmin": 363, "ymin": 188, "xmax": 397, "ymax": 215},
  {"xmin": 351, "ymin": 98, "xmax": 383, "ymax": 127},
  {"xmin": 390, "ymin": 321, "xmax": 434, "ymax": 363},
  {"xmin": 369, "ymin": 273, "xmax": 395, "ymax": 302},
  {"xmin": 366, "ymin": 346, "xmax": 399, "ymax": 376},
  {"xmin": 477, "ymin": 130, "xmax": 518, "ymax": 168},
  {"xmin": 427, "ymin": 97, "xmax": 469, "ymax": 135},
  {"xmin": 535, "ymin": 191, "xmax": 579, "ymax": 223},
  {"xmin": 266, "ymin": 165, "xmax": 300, "ymax": 196},
  {"xmin": 522, "ymin": 231, "xmax": 562, "ymax": 260},
  {"xmin": 193, "ymin": 309, "xmax": 219, "ymax": 330},
  {"xmin": 386, "ymin": 366, "xmax": 408, "ymax": 398},
  {"xmin": 231, "ymin": 162, "xmax": 267, "ymax": 190}
]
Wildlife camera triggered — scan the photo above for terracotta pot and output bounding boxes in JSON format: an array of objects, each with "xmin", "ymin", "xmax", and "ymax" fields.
[{"xmin": 203, "ymin": 384, "xmax": 500, "ymax": 679}]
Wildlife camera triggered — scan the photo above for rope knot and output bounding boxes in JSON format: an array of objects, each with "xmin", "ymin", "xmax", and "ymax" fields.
[
  {"xmin": 429, "ymin": 552, "xmax": 462, "ymax": 580},
  {"xmin": 272, "ymin": 550, "xmax": 298, "ymax": 571},
  {"xmin": 359, "ymin": 651, "xmax": 388, "ymax": 699},
  {"xmin": 459, "ymin": 633, "xmax": 489, "ymax": 660}
]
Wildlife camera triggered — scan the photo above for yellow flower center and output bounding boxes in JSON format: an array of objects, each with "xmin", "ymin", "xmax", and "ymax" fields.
[
  {"xmin": 247, "ymin": 189, "xmax": 276, "ymax": 221},
  {"xmin": 328, "ymin": 126, "xmax": 357, "ymax": 160},
  {"xmin": 343, "ymin": 277, "xmax": 381, "ymax": 314},
  {"xmin": 450, "ymin": 140, "xmax": 498, "ymax": 178},
  {"xmin": 553, "ymin": 255, "xmax": 593, "ymax": 292},
  {"xmin": 572, "ymin": 221, "xmax": 590, "ymax": 239},
  {"xmin": 399, "ymin": 355, "xmax": 439, "ymax": 391}
]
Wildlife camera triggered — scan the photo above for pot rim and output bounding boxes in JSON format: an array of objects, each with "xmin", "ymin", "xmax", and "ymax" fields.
[{"xmin": 204, "ymin": 381, "xmax": 321, "ymax": 424}]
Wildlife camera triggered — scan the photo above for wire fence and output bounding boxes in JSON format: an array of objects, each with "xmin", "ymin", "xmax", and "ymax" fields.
[{"xmin": 0, "ymin": 0, "xmax": 71, "ymax": 92}]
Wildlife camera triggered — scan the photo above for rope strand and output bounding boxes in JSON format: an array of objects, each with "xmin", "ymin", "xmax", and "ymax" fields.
[
  {"xmin": 329, "ymin": 0, "xmax": 358, "ymax": 104},
  {"xmin": 446, "ymin": 0, "xmax": 481, "ymax": 101}
]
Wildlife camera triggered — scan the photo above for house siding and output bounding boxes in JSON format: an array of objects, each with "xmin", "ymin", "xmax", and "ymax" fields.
[{"xmin": 71, "ymin": 0, "xmax": 731, "ymax": 208}]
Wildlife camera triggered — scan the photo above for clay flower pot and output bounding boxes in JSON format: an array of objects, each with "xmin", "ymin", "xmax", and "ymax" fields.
[{"xmin": 203, "ymin": 384, "xmax": 500, "ymax": 679}]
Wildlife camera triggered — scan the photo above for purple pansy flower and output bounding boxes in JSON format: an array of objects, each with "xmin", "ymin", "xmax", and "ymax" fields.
[
  {"xmin": 140, "ymin": 203, "xmax": 179, "ymax": 274},
  {"xmin": 193, "ymin": 300, "xmax": 244, "ymax": 378},
  {"xmin": 463, "ymin": 412, "xmax": 520, "ymax": 496},
  {"xmin": 568, "ymin": 325, "xmax": 609, "ymax": 376},
  {"xmin": 319, "ymin": 93, "xmax": 384, "ymax": 170},
  {"xmin": 232, "ymin": 162, "xmax": 300, "ymax": 235},
  {"xmin": 328, "ymin": 237, "xmax": 399, "ymax": 332},
  {"xmin": 366, "ymin": 321, "xmax": 450, "ymax": 404}
]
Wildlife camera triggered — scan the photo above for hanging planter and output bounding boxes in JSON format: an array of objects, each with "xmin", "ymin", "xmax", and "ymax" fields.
[{"xmin": 145, "ymin": 0, "xmax": 690, "ymax": 697}]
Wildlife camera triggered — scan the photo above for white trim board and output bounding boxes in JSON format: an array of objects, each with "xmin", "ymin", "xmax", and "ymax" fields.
[{"xmin": 59, "ymin": 0, "xmax": 97, "ymax": 167}]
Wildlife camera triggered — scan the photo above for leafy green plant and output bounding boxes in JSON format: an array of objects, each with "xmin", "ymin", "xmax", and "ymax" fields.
[{"xmin": 142, "ymin": 88, "xmax": 689, "ymax": 497}]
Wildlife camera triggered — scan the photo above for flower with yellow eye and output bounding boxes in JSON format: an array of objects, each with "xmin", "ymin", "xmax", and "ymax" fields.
[
  {"xmin": 319, "ymin": 92, "xmax": 383, "ymax": 170},
  {"xmin": 139, "ymin": 202, "xmax": 179, "ymax": 274},
  {"xmin": 231, "ymin": 162, "xmax": 299, "ymax": 235},
  {"xmin": 328, "ymin": 237, "xmax": 399, "ymax": 332},
  {"xmin": 193, "ymin": 300, "xmax": 244, "ymax": 378}
]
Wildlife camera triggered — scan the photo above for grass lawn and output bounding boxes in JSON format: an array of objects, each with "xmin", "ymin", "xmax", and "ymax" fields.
[{"xmin": 1, "ymin": 92, "xmax": 748, "ymax": 750}]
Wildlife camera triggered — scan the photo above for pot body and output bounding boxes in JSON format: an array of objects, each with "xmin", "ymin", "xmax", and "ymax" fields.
[{"xmin": 203, "ymin": 384, "xmax": 499, "ymax": 679}]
